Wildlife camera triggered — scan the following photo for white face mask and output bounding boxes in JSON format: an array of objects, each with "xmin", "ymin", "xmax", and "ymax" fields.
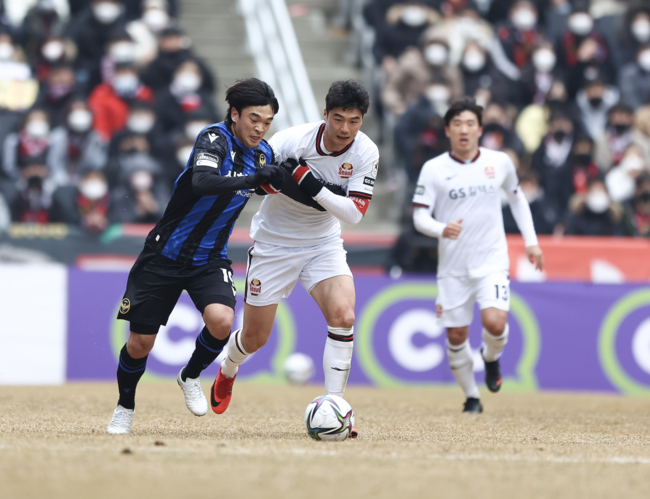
[
  {"xmin": 533, "ymin": 49, "xmax": 556, "ymax": 73},
  {"xmin": 112, "ymin": 73, "xmax": 139, "ymax": 95},
  {"xmin": 173, "ymin": 72, "xmax": 202, "ymax": 93},
  {"xmin": 26, "ymin": 120, "xmax": 50, "ymax": 138},
  {"xmin": 401, "ymin": 6, "xmax": 427, "ymax": 27},
  {"xmin": 128, "ymin": 113, "xmax": 155, "ymax": 134},
  {"xmin": 41, "ymin": 40, "xmax": 64, "ymax": 61},
  {"xmin": 80, "ymin": 178, "xmax": 108, "ymax": 200},
  {"xmin": 511, "ymin": 9, "xmax": 537, "ymax": 31},
  {"xmin": 93, "ymin": 1, "xmax": 121, "ymax": 24},
  {"xmin": 585, "ymin": 190, "xmax": 610, "ymax": 213},
  {"xmin": 568, "ymin": 12, "xmax": 593, "ymax": 36},
  {"xmin": 620, "ymin": 155, "xmax": 645, "ymax": 174},
  {"xmin": 185, "ymin": 121, "xmax": 209, "ymax": 139},
  {"xmin": 638, "ymin": 50, "xmax": 650, "ymax": 71},
  {"xmin": 131, "ymin": 170, "xmax": 153, "ymax": 191},
  {"xmin": 463, "ymin": 51, "xmax": 486, "ymax": 72},
  {"xmin": 632, "ymin": 18, "xmax": 650, "ymax": 43},
  {"xmin": 424, "ymin": 44, "xmax": 448, "ymax": 66},
  {"xmin": 143, "ymin": 8, "xmax": 169, "ymax": 32},
  {"xmin": 426, "ymin": 85, "xmax": 450, "ymax": 103},
  {"xmin": 109, "ymin": 42, "xmax": 136, "ymax": 64},
  {"xmin": 68, "ymin": 109, "xmax": 93, "ymax": 132},
  {"xmin": 0, "ymin": 42, "xmax": 14, "ymax": 61},
  {"xmin": 176, "ymin": 146, "xmax": 193, "ymax": 166}
]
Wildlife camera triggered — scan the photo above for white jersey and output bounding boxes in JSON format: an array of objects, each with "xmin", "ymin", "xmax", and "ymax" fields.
[
  {"xmin": 413, "ymin": 147, "xmax": 519, "ymax": 279},
  {"xmin": 251, "ymin": 121, "xmax": 379, "ymax": 247}
]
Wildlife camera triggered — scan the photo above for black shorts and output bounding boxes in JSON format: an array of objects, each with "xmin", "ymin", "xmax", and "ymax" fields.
[{"xmin": 117, "ymin": 245, "xmax": 236, "ymax": 334}]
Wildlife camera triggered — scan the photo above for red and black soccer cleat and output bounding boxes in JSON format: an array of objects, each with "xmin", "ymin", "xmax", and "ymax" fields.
[
  {"xmin": 210, "ymin": 366, "xmax": 237, "ymax": 414},
  {"xmin": 482, "ymin": 349, "xmax": 503, "ymax": 393}
]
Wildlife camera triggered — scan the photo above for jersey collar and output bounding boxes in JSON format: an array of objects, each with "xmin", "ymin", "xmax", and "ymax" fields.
[
  {"xmin": 315, "ymin": 122, "xmax": 355, "ymax": 157},
  {"xmin": 449, "ymin": 149, "xmax": 481, "ymax": 164}
]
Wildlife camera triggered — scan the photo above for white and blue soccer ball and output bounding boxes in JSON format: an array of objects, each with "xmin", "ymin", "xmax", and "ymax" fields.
[
  {"xmin": 304, "ymin": 395, "xmax": 355, "ymax": 441},
  {"xmin": 283, "ymin": 352, "xmax": 315, "ymax": 385}
]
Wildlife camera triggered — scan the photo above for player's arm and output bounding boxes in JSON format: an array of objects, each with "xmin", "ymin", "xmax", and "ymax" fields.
[
  {"xmin": 191, "ymin": 130, "xmax": 283, "ymax": 196},
  {"xmin": 503, "ymin": 159, "xmax": 544, "ymax": 270},
  {"xmin": 411, "ymin": 165, "xmax": 458, "ymax": 238}
]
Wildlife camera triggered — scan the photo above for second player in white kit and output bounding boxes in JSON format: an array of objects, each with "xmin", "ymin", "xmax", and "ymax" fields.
[
  {"xmin": 210, "ymin": 81, "xmax": 379, "ymax": 433},
  {"xmin": 413, "ymin": 97, "xmax": 544, "ymax": 413}
]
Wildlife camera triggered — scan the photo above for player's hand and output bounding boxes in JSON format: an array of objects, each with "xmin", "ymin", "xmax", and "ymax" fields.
[
  {"xmin": 281, "ymin": 157, "xmax": 323, "ymax": 198},
  {"xmin": 526, "ymin": 245, "xmax": 544, "ymax": 271},
  {"xmin": 249, "ymin": 164, "xmax": 283, "ymax": 188},
  {"xmin": 442, "ymin": 219, "xmax": 463, "ymax": 239}
]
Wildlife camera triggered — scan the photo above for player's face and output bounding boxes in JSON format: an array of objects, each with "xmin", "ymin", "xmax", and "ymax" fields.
[
  {"xmin": 231, "ymin": 105, "xmax": 275, "ymax": 149},
  {"xmin": 323, "ymin": 107, "xmax": 363, "ymax": 151},
  {"xmin": 445, "ymin": 110, "xmax": 483, "ymax": 156}
]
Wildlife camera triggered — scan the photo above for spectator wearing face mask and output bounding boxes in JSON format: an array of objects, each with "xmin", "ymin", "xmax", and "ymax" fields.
[
  {"xmin": 105, "ymin": 120, "xmax": 156, "ymax": 187},
  {"xmin": 9, "ymin": 158, "xmax": 55, "ymax": 223},
  {"xmin": 140, "ymin": 25, "xmax": 214, "ymax": 95},
  {"xmin": 622, "ymin": 171, "xmax": 650, "ymax": 237},
  {"xmin": 108, "ymin": 101, "xmax": 167, "ymax": 166},
  {"xmin": 557, "ymin": 1, "xmax": 615, "ymax": 97},
  {"xmin": 49, "ymin": 98, "xmax": 107, "ymax": 185},
  {"xmin": 108, "ymin": 152, "xmax": 169, "ymax": 224},
  {"xmin": 613, "ymin": 2, "xmax": 650, "ymax": 70},
  {"xmin": 459, "ymin": 41, "xmax": 505, "ymax": 98},
  {"xmin": 618, "ymin": 44, "xmax": 650, "ymax": 111},
  {"xmin": 479, "ymin": 99, "xmax": 525, "ymax": 155},
  {"xmin": 521, "ymin": 42, "xmax": 566, "ymax": 106},
  {"xmin": 31, "ymin": 34, "xmax": 75, "ymax": 82},
  {"xmin": 124, "ymin": 0, "xmax": 173, "ymax": 67},
  {"xmin": 19, "ymin": 0, "xmax": 66, "ymax": 63},
  {"xmin": 34, "ymin": 63, "xmax": 77, "ymax": 126},
  {"xmin": 565, "ymin": 177, "xmax": 623, "ymax": 236},
  {"xmin": 594, "ymin": 104, "xmax": 635, "ymax": 171},
  {"xmin": 605, "ymin": 145, "xmax": 648, "ymax": 204},
  {"xmin": 50, "ymin": 168, "xmax": 110, "ymax": 232},
  {"xmin": 489, "ymin": 1, "xmax": 541, "ymax": 84},
  {"xmin": 531, "ymin": 110, "xmax": 575, "ymax": 180},
  {"xmin": 2, "ymin": 108, "xmax": 62, "ymax": 182},
  {"xmin": 66, "ymin": 0, "xmax": 126, "ymax": 92},
  {"xmin": 88, "ymin": 63, "xmax": 154, "ymax": 140},
  {"xmin": 382, "ymin": 35, "xmax": 463, "ymax": 116},
  {"xmin": 363, "ymin": 1, "xmax": 440, "ymax": 74},
  {"xmin": 94, "ymin": 28, "xmax": 138, "ymax": 91},
  {"xmin": 154, "ymin": 60, "xmax": 218, "ymax": 134},
  {"xmin": 576, "ymin": 78, "xmax": 620, "ymax": 140},
  {"xmin": 502, "ymin": 168, "xmax": 556, "ymax": 235}
]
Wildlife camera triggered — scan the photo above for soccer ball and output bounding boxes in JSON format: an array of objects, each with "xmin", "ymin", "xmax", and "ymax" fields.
[
  {"xmin": 304, "ymin": 395, "xmax": 355, "ymax": 441},
  {"xmin": 283, "ymin": 352, "xmax": 315, "ymax": 385}
]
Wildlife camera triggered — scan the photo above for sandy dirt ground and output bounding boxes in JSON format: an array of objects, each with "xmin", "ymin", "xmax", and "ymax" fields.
[{"xmin": 1, "ymin": 382, "xmax": 649, "ymax": 499}]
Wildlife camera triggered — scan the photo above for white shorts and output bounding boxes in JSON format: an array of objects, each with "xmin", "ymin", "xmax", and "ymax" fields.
[
  {"xmin": 436, "ymin": 272, "xmax": 510, "ymax": 328},
  {"xmin": 244, "ymin": 240, "xmax": 352, "ymax": 306}
]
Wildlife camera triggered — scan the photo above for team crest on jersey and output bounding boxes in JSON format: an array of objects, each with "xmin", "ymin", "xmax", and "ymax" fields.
[
  {"xmin": 258, "ymin": 153, "xmax": 266, "ymax": 167},
  {"xmin": 371, "ymin": 160, "xmax": 378, "ymax": 178},
  {"xmin": 249, "ymin": 279, "xmax": 262, "ymax": 296},
  {"xmin": 339, "ymin": 163, "xmax": 354, "ymax": 179},
  {"xmin": 485, "ymin": 166, "xmax": 495, "ymax": 178},
  {"xmin": 436, "ymin": 304, "xmax": 443, "ymax": 318},
  {"xmin": 120, "ymin": 298, "xmax": 131, "ymax": 314}
]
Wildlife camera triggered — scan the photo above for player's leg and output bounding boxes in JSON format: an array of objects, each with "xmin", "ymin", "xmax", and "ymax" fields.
[
  {"xmin": 476, "ymin": 273, "xmax": 511, "ymax": 392},
  {"xmin": 309, "ymin": 275, "xmax": 355, "ymax": 398}
]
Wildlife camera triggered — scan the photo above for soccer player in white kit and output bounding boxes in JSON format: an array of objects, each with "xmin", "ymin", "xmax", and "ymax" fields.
[
  {"xmin": 412, "ymin": 97, "xmax": 544, "ymax": 413},
  {"xmin": 210, "ymin": 81, "xmax": 378, "ymax": 431}
]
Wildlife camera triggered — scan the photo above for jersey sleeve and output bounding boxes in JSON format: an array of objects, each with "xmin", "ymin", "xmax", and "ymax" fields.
[
  {"xmin": 191, "ymin": 128, "xmax": 228, "ymax": 174},
  {"xmin": 347, "ymin": 147, "xmax": 379, "ymax": 214},
  {"xmin": 412, "ymin": 163, "xmax": 436, "ymax": 209},
  {"xmin": 501, "ymin": 153, "xmax": 520, "ymax": 194},
  {"xmin": 268, "ymin": 129, "xmax": 301, "ymax": 165}
]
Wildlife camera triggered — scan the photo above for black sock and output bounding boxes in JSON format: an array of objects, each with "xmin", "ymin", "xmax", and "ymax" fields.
[
  {"xmin": 182, "ymin": 327, "xmax": 230, "ymax": 381},
  {"xmin": 116, "ymin": 344, "xmax": 148, "ymax": 410}
]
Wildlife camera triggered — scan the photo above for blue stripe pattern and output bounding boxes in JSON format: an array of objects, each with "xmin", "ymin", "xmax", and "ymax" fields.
[
  {"xmin": 161, "ymin": 195, "xmax": 218, "ymax": 260},
  {"xmin": 118, "ymin": 358, "xmax": 147, "ymax": 374}
]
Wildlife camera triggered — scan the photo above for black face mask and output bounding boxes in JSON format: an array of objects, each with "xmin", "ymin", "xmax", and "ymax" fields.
[
  {"xmin": 638, "ymin": 191, "xmax": 650, "ymax": 203},
  {"xmin": 553, "ymin": 130, "xmax": 567, "ymax": 142},
  {"xmin": 27, "ymin": 175, "xmax": 43, "ymax": 190},
  {"xmin": 588, "ymin": 97, "xmax": 603, "ymax": 108},
  {"xmin": 573, "ymin": 153, "xmax": 592, "ymax": 166},
  {"xmin": 612, "ymin": 124, "xmax": 631, "ymax": 136}
]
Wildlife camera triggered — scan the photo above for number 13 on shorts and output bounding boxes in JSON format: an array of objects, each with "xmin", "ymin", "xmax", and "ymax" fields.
[{"xmin": 477, "ymin": 272, "xmax": 510, "ymax": 311}]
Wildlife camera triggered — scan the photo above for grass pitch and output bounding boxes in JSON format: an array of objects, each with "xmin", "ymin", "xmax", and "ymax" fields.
[{"xmin": 1, "ymin": 382, "xmax": 649, "ymax": 499}]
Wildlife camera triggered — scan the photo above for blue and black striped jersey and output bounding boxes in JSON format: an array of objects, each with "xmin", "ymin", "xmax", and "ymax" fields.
[{"xmin": 145, "ymin": 122, "xmax": 273, "ymax": 266}]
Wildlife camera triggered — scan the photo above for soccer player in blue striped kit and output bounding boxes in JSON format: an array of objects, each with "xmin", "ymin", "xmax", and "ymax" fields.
[{"xmin": 107, "ymin": 78, "xmax": 285, "ymax": 434}]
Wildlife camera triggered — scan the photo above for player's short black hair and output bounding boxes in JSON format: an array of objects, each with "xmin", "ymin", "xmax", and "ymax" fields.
[
  {"xmin": 325, "ymin": 79, "xmax": 370, "ymax": 116},
  {"xmin": 444, "ymin": 97, "xmax": 483, "ymax": 127},
  {"xmin": 224, "ymin": 78, "xmax": 279, "ymax": 125}
]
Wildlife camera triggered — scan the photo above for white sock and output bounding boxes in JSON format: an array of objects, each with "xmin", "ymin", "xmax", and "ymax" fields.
[
  {"xmin": 447, "ymin": 339, "xmax": 480, "ymax": 399},
  {"xmin": 220, "ymin": 329, "xmax": 249, "ymax": 378},
  {"xmin": 323, "ymin": 326, "xmax": 353, "ymax": 397},
  {"xmin": 481, "ymin": 324, "xmax": 509, "ymax": 362}
]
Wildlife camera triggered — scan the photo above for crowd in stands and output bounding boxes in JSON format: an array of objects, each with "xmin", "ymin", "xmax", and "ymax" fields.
[
  {"xmin": 0, "ymin": 0, "xmax": 218, "ymax": 232},
  {"xmin": 363, "ymin": 0, "xmax": 650, "ymax": 240}
]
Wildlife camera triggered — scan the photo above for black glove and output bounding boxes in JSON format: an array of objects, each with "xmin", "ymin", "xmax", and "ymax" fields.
[
  {"xmin": 281, "ymin": 158, "xmax": 323, "ymax": 198},
  {"xmin": 246, "ymin": 164, "xmax": 284, "ymax": 189}
]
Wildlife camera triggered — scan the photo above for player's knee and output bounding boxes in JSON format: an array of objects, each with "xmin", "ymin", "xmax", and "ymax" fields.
[
  {"xmin": 205, "ymin": 315, "xmax": 233, "ymax": 340},
  {"xmin": 447, "ymin": 327, "xmax": 468, "ymax": 345},
  {"xmin": 127, "ymin": 333, "xmax": 155, "ymax": 358},
  {"xmin": 241, "ymin": 330, "xmax": 269, "ymax": 353},
  {"xmin": 483, "ymin": 317, "xmax": 507, "ymax": 336},
  {"xmin": 330, "ymin": 306, "xmax": 355, "ymax": 329}
]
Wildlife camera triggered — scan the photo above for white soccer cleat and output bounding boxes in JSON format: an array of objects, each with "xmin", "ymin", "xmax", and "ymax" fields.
[
  {"xmin": 177, "ymin": 368, "xmax": 208, "ymax": 416},
  {"xmin": 107, "ymin": 405, "xmax": 135, "ymax": 434}
]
